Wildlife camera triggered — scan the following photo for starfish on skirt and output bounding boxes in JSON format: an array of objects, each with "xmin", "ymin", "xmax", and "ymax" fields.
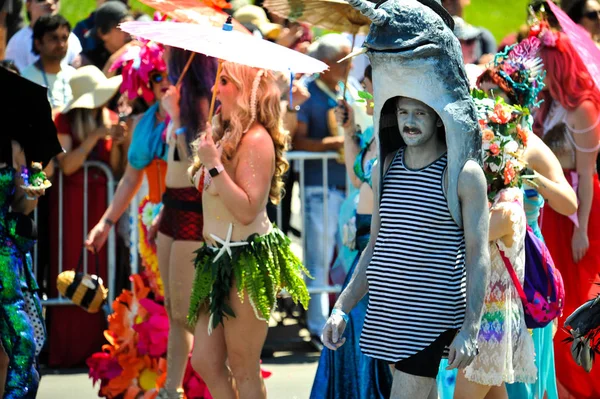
[{"xmin": 209, "ymin": 223, "xmax": 248, "ymax": 263}]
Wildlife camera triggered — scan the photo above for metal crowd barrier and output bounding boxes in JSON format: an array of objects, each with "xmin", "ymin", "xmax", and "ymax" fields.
[
  {"xmin": 34, "ymin": 161, "xmax": 117, "ymax": 306},
  {"xmin": 277, "ymin": 151, "xmax": 345, "ymax": 295},
  {"xmin": 32, "ymin": 153, "xmax": 344, "ymax": 306}
]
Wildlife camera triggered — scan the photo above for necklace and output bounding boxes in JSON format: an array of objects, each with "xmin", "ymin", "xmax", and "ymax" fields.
[{"xmin": 37, "ymin": 59, "xmax": 68, "ymax": 109}]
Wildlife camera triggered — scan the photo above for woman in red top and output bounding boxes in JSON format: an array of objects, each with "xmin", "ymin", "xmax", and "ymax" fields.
[{"xmin": 48, "ymin": 65, "xmax": 125, "ymax": 367}]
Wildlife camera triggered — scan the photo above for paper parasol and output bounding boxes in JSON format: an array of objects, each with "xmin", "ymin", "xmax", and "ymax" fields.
[
  {"xmin": 264, "ymin": 0, "xmax": 371, "ymax": 98},
  {"xmin": 547, "ymin": 0, "xmax": 600, "ymax": 92},
  {"xmin": 263, "ymin": 0, "xmax": 370, "ymax": 34},
  {"xmin": 136, "ymin": 0, "xmax": 249, "ymax": 33},
  {"xmin": 119, "ymin": 20, "xmax": 327, "ymax": 74},
  {"xmin": 119, "ymin": 19, "xmax": 328, "ymax": 117}
]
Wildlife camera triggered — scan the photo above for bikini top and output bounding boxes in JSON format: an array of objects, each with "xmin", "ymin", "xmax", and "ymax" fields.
[
  {"xmin": 353, "ymin": 125, "xmax": 376, "ymax": 188},
  {"xmin": 543, "ymin": 102, "xmax": 600, "ymax": 163}
]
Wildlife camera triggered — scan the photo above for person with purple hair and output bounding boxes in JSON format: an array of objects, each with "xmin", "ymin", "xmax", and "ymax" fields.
[
  {"xmin": 86, "ymin": 45, "xmax": 217, "ymax": 399},
  {"xmin": 154, "ymin": 47, "xmax": 217, "ymax": 399}
]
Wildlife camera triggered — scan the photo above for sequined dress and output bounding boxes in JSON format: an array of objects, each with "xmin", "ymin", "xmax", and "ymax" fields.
[{"xmin": 0, "ymin": 167, "xmax": 42, "ymax": 398}]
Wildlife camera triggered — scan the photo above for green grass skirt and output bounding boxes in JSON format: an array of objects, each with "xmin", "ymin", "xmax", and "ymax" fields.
[{"xmin": 187, "ymin": 227, "xmax": 311, "ymax": 331}]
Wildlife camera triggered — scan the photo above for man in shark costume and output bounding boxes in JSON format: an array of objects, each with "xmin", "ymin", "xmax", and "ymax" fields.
[{"xmin": 321, "ymin": 1, "xmax": 491, "ymax": 398}]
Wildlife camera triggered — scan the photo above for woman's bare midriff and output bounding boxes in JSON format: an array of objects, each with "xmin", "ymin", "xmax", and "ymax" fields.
[
  {"xmin": 202, "ymin": 150, "xmax": 273, "ymax": 244},
  {"xmin": 202, "ymin": 194, "xmax": 272, "ymax": 245},
  {"xmin": 166, "ymin": 144, "xmax": 195, "ymax": 188}
]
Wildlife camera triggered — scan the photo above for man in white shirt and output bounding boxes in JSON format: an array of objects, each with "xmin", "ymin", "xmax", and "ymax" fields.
[
  {"xmin": 5, "ymin": 0, "xmax": 81, "ymax": 71},
  {"xmin": 20, "ymin": 13, "xmax": 74, "ymax": 112}
]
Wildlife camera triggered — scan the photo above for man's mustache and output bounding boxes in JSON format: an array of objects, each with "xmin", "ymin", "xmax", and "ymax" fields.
[{"xmin": 403, "ymin": 127, "xmax": 421, "ymax": 135}]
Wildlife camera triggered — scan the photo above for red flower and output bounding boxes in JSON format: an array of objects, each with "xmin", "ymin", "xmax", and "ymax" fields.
[
  {"xmin": 183, "ymin": 356, "xmax": 213, "ymax": 399},
  {"xmin": 87, "ymin": 352, "xmax": 123, "ymax": 385},
  {"xmin": 489, "ymin": 143, "xmax": 500, "ymax": 156},
  {"xmin": 529, "ymin": 24, "xmax": 542, "ymax": 38},
  {"xmin": 490, "ymin": 104, "xmax": 512, "ymax": 124}
]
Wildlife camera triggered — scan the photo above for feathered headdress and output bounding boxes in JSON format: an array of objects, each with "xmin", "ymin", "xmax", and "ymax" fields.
[
  {"xmin": 480, "ymin": 37, "xmax": 546, "ymax": 109},
  {"xmin": 109, "ymin": 12, "xmax": 168, "ymax": 103}
]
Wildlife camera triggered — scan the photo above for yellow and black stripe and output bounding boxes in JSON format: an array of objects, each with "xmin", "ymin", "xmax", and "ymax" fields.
[{"xmin": 57, "ymin": 271, "xmax": 108, "ymax": 314}]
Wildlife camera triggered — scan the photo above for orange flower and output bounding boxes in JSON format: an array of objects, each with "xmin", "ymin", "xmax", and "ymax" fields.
[
  {"xmin": 489, "ymin": 143, "xmax": 500, "ymax": 156},
  {"xmin": 490, "ymin": 103, "xmax": 512, "ymax": 124},
  {"xmin": 482, "ymin": 129, "xmax": 495, "ymax": 142},
  {"xmin": 504, "ymin": 161, "xmax": 517, "ymax": 184},
  {"xmin": 517, "ymin": 124, "xmax": 529, "ymax": 146}
]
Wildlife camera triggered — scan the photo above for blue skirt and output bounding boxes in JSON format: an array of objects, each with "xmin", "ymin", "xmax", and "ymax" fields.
[{"xmin": 310, "ymin": 214, "xmax": 393, "ymax": 399}]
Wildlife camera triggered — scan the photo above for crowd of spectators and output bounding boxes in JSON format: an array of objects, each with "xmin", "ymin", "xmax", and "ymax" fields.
[{"xmin": 5, "ymin": 0, "xmax": 600, "ymax": 372}]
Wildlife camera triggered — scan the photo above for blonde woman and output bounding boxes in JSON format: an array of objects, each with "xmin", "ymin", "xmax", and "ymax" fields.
[{"xmin": 188, "ymin": 62, "xmax": 310, "ymax": 399}]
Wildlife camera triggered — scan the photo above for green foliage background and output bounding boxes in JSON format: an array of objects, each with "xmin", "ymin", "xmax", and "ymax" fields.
[{"xmin": 58, "ymin": 0, "xmax": 530, "ymax": 43}]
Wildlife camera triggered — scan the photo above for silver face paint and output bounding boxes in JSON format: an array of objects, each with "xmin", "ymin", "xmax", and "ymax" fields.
[
  {"xmin": 348, "ymin": 0, "xmax": 482, "ymax": 227},
  {"xmin": 395, "ymin": 98, "xmax": 440, "ymax": 148}
]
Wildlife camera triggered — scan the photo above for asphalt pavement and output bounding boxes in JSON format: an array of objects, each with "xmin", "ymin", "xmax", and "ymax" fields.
[{"xmin": 38, "ymin": 315, "xmax": 322, "ymax": 399}]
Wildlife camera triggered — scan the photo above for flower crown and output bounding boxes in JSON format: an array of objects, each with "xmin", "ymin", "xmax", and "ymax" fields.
[
  {"xmin": 527, "ymin": 5, "xmax": 564, "ymax": 50},
  {"xmin": 472, "ymin": 93, "xmax": 530, "ymax": 202},
  {"xmin": 489, "ymin": 36, "xmax": 546, "ymax": 109},
  {"xmin": 109, "ymin": 12, "xmax": 168, "ymax": 102}
]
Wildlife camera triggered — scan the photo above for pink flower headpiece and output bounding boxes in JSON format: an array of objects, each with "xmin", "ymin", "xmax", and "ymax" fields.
[
  {"xmin": 109, "ymin": 12, "xmax": 168, "ymax": 103},
  {"xmin": 527, "ymin": 6, "xmax": 564, "ymax": 51}
]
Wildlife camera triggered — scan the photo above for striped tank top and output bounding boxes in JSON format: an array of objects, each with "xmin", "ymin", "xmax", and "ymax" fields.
[{"xmin": 360, "ymin": 148, "xmax": 467, "ymax": 362}]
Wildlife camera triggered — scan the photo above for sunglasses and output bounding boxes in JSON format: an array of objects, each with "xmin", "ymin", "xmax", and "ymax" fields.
[
  {"xmin": 585, "ymin": 10, "xmax": 600, "ymax": 20},
  {"xmin": 150, "ymin": 72, "xmax": 167, "ymax": 84}
]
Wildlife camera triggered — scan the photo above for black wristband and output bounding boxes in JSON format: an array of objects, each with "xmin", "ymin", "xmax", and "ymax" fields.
[{"xmin": 104, "ymin": 218, "xmax": 115, "ymax": 227}]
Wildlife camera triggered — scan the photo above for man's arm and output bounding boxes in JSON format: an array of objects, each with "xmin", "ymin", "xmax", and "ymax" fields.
[
  {"xmin": 292, "ymin": 121, "xmax": 344, "ymax": 152},
  {"xmin": 447, "ymin": 160, "xmax": 490, "ymax": 369}
]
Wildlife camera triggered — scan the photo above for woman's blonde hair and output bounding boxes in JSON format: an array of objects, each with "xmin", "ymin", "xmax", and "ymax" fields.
[{"xmin": 192, "ymin": 62, "xmax": 289, "ymax": 204}]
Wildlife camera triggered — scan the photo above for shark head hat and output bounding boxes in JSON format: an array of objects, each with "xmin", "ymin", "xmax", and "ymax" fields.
[{"xmin": 345, "ymin": 0, "xmax": 482, "ymax": 227}]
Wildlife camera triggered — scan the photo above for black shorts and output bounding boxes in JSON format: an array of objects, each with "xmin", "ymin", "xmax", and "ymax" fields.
[{"xmin": 393, "ymin": 329, "xmax": 457, "ymax": 378}]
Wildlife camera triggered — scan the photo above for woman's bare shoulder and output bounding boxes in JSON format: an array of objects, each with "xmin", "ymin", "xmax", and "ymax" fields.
[{"xmin": 240, "ymin": 124, "xmax": 273, "ymax": 149}]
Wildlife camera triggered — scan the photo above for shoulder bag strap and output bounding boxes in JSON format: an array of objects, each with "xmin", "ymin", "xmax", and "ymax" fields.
[{"xmin": 497, "ymin": 244, "xmax": 528, "ymax": 304}]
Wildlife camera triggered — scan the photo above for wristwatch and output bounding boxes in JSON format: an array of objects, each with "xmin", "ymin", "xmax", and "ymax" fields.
[{"xmin": 209, "ymin": 164, "xmax": 224, "ymax": 177}]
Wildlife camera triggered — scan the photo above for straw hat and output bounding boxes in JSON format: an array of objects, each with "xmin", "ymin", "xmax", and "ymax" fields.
[
  {"xmin": 61, "ymin": 66, "xmax": 123, "ymax": 114},
  {"xmin": 233, "ymin": 5, "xmax": 282, "ymax": 40}
]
